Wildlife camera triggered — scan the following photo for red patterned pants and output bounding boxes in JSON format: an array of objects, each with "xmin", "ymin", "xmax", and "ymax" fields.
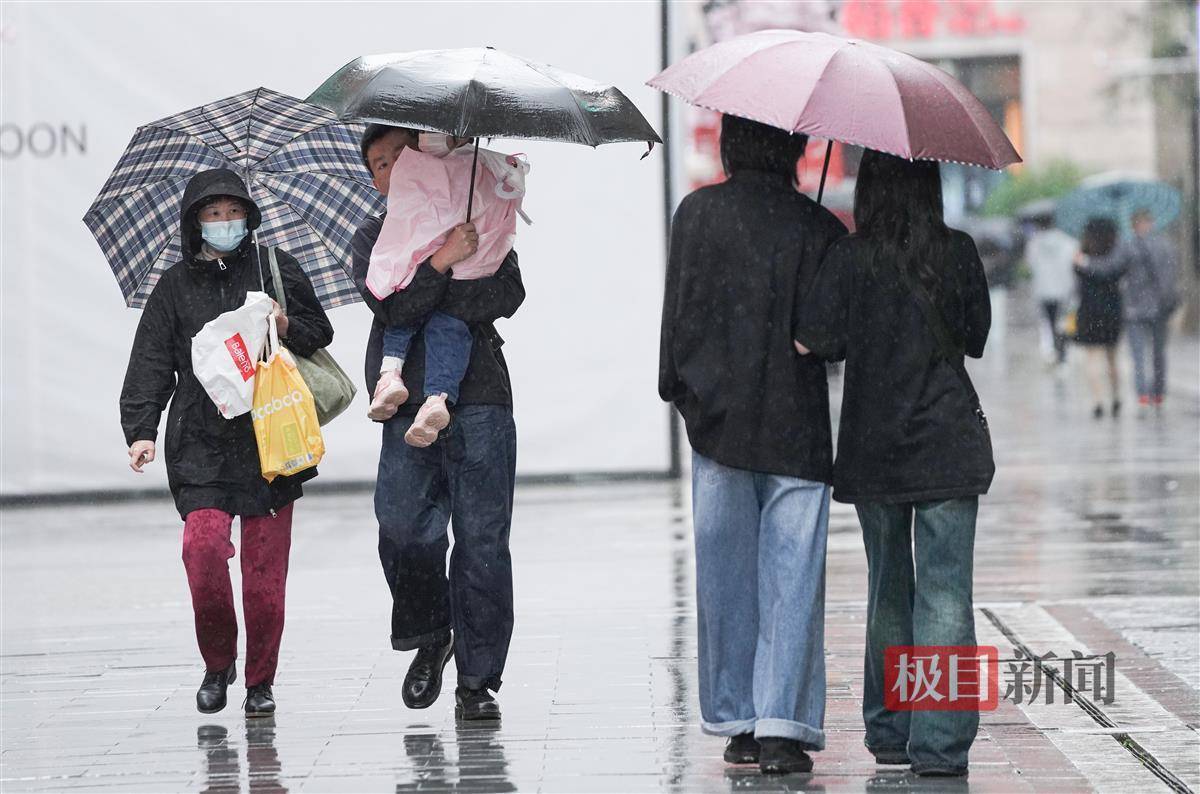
[{"xmin": 181, "ymin": 505, "xmax": 293, "ymax": 687}]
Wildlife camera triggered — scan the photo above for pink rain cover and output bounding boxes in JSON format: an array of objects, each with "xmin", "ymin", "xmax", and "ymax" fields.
[{"xmin": 367, "ymin": 146, "xmax": 524, "ymax": 300}]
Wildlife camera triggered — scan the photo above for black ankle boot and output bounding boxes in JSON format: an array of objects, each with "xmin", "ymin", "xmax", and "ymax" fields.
[
  {"xmin": 403, "ymin": 635, "xmax": 454, "ymax": 709},
  {"xmin": 244, "ymin": 683, "xmax": 275, "ymax": 717},
  {"xmin": 759, "ymin": 738, "xmax": 813, "ymax": 774},
  {"xmin": 454, "ymin": 686, "xmax": 501, "ymax": 721},
  {"xmin": 196, "ymin": 663, "xmax": 236, "ymax": 714},
  {"xmin": 723, "ymin": 733, "xmax": 760, "ymax": 764}
]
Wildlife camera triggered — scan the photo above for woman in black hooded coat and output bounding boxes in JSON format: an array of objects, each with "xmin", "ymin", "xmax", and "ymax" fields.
[{"xmin": 120, "ymin": 168, "xmax": 333, "ymax": 717}]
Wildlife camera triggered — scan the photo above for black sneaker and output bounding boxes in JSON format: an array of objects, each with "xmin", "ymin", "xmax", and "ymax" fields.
[
  {"xmin": 244, "ymin": 683, "xmax": 276, "ymax": 717},
  {"xmin": 914, "ymin": 766, "xmax": 969, "ymax": 778},
  {"xmin": 454, "ymin": 686, "xmax": 501, "ymax": 721},
  {"xmin": 871, "ymin": 747, "xmax": 911, "ymax": 765},
  {"xmin": 403, "ymin": 635, "xmax": 454, "ymax": 709},
  {"xmin": 759, "ymin": 738, "xmax": 813, "ymax": 775},
  {"xmin": 723, "ymin": 733, "xmax": 760, "ymax": 764},
  {"xmin": 196, "ymin": 663, "xmax": 236, "ymax": 714}
]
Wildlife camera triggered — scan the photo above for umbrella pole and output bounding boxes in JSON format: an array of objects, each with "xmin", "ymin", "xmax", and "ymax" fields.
[
  {"xmin": 465, "ymin": 138, "xmax": 481, "ymax": 223},
  {"xmin": 817, "ymin": 140, "xmax": 832, "ymax": 205}
]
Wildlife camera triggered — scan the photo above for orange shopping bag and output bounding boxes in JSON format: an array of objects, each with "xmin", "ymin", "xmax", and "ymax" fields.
[{"xmin": 251, "ymin": 315, "xmax": 324, "ymax": 482}]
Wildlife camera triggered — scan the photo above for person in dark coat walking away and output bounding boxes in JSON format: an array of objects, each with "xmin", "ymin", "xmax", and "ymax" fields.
[
  {"xmin": 120, "ymin": 168, "xmax": 334, "ymax": 717},
  {"xmin": 1071, "ymin": 217, "xmax": 1124, "ymax": 419},
  {"xmin": 795, "ymin": 149, "xmax": 994, "ymax": 777},
  {"xmin": 1118, "ymin": 208, "xmax": 1179, "ymax": 411},
  {"xmin": 659, "ymin": 114, "xmax": 847, "ymax": 775},
  {"xmin": 353, "ymin": 125, "xmax": 525, "ymax": 721}
]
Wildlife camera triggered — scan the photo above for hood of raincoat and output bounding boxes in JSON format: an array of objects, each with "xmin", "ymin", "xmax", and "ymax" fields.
[{"xmin": 179, "ymin": 168, "xmax": 263, "ymax": 258}]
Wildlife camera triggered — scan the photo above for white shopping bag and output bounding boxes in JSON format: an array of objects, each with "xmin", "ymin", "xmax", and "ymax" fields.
[{"xmin": 191, "ymin": 291, "xmax": 274, "ymax": 419}]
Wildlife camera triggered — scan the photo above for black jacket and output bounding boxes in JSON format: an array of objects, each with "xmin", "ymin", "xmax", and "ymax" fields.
[
  {"xmin": 659, "ymin": 171, "xmax": 848, "ymax": 482},
  {"xmin": 120, "ymin": 169, "xmax": 334, "ymax": 519},
  {"xmin": 795, "ymin": 231, "xmax": 994, "ymax": 504},
  {"xmin": 351, "ymin": 214, "xmax": 525, "ymax": 414}
]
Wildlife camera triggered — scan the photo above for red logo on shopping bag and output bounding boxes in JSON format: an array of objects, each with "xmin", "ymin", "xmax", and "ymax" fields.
[
  {"xmin": 885, "ymin": 646, "xmax": 999, "ymax": 711},
  {"xmin": 224, "ymin": 333, "xmax": 255, "ymax": 382}
]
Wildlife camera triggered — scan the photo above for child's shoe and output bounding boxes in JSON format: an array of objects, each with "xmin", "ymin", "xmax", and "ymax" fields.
[
  {"xmin": 368, "ymin": 370, "xmax": 409, "ymax": 421},
  {"xmin": 405, "ymin": 394, "xmax": 451, "ymax": 448}
]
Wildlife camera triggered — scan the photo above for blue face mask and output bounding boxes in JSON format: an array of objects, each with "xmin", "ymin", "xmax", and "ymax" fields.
[{"xmin": 200, "ymin": 219, "xmax": 248, "ymax": 252}]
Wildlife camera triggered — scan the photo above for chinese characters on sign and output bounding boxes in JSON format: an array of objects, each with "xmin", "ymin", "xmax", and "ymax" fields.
[
  {"xmin": 885, "ymin": 646, "xmax": 1117, "ymax": 710},
  {"xmin": 840, "ymin": 0, "xmax": 1027, "ymax": 41}
]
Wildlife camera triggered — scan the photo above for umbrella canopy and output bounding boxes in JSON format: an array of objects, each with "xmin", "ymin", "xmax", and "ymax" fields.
[
  {"xmin": 1055, "ymin": 172, "xmax": 1181, "ymax": 238},
  {"xmin": 84, "ymin": 87, "xmax": 384, "ymax": 309},
  {"xmin": 307, "ymin": 47, "xmax": 661, "ymax": 147},
  {"xmin": 647, "ymin": 29, "xmax": 1020, "ymax": 170}
]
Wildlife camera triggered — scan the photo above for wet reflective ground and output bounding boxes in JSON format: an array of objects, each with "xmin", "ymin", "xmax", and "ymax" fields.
[{"xmin": 2, "ymin": 326, "xmax": 1197, "ymax": 792}]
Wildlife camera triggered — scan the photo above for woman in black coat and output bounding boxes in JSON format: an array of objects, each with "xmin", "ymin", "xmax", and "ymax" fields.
[
  {"xmin": 1071, "ymin": 217, "xmax": 1124, "ymax": 419},
  {"xmin": 120, "ymin": 169, "xmax": 333, "ymax": 717},
  {"xmin": 795, "ymin": 150, "xmax": 993, "ymax": 777}
]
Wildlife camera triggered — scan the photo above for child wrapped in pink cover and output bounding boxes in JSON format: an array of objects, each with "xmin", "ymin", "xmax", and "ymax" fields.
[{"xmin": 366, "ymin": 134, "xmax": 529, "ymax": 448}]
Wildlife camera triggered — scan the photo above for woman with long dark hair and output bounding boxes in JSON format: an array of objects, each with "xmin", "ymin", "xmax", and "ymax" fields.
[
  {"xmin": 794, "ymin": 149, "xmax": 994, "ymax": 777},
  {"xmin": 1072, "ymin": 217, "xmax": 1124, "ymax": 419},
  {"xmin": 659, "ymin": 115, "xmax": 847, "ymax": 775}
]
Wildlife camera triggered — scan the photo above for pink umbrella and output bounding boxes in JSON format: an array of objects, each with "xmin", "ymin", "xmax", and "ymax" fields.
[{"xmin": 648, "ymin": 29, "xmax": 1021, "ymax": 200}]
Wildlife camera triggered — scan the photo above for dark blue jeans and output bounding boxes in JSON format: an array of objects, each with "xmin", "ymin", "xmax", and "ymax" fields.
[
  {"xmin": 1127, "ymin": 316, "xmax": 1169, "ymax": 399},
  {"xmin": 855, "ymin": 498, "xmax": 979, "ymax": 774},
  {"xmin": 375, "ymin": 404, "xmax": 517, "ymax": 691},
  {"xmin": 382, "ymin": 311, "xmax": 472, "ymax": 405}
]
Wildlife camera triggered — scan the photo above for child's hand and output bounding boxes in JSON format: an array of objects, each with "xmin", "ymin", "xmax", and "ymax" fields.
[{"xmin": 432, "ymin": 223, "xmax": 480, "ymax": 272}]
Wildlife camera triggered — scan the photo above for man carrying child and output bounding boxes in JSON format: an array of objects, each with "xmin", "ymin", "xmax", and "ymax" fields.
[{"xmin": 352, "ymin": 124, "xmax": 525, "ymax": 720}]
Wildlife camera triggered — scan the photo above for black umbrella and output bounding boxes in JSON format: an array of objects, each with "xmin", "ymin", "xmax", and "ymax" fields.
[{"xmin": 308, "ymin": 47, "xmax": 661, "ymax": 219}]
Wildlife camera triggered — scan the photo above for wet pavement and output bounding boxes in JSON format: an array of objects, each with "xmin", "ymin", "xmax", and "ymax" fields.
[{"xmin": 2, "ymin": 326, "xmax": 1198, "ymax": 793}]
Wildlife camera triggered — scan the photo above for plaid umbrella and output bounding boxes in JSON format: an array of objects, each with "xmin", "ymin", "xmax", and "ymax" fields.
[{"xmin": 83, "ymin": 87, "xmax": 384, "ymax": 309}]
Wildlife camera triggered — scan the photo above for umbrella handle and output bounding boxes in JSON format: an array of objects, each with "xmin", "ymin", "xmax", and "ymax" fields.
[
  {"xmin": 817, "ymin": 140, "xmax": 832, "ymax": 205},
  {"xmin": 465, "ymin": 138, "xmax": 481, "ymax": 223}
]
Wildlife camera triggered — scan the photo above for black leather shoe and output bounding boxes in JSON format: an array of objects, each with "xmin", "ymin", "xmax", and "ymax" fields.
[
  {"xmin": 759, "ymin": 738, "xmax": 814, "ymax": 775},
  {"xmin": 244, "ymin": 683, "xmax": 276, "ymax": 717},
  {"xmin": 723, "ymin": 733, "xmax": 760, "ymax": 764},
  {"xmin": 454, "ymin": 686, "xmax": 501, "ymax": 721},
  {"xmin": 196, "ymin": 663, "xmax": 236, "ymax": 714},
  {"xmin": 402, "ymin": 635, "xmax": 454, "ymax": 709}
]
